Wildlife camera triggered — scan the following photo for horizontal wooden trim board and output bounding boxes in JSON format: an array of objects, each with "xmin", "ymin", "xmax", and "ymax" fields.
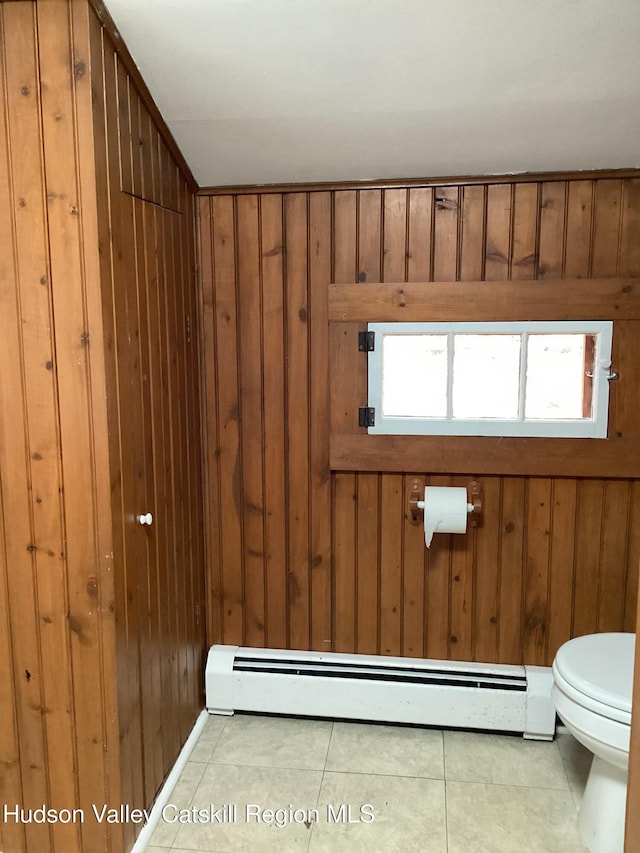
[
  {"xmin": 329, "ymin": 433, "xmax": 640, "ymax": 478},
  {"xmin": 328, "ymin": 279, "xmax": 640, "ymax": 322},
  {"xmin": 197, "ymin": 167, "xmax": 640, "ymax": 196}
]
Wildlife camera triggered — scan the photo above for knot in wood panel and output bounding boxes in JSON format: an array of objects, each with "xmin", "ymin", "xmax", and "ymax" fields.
[{"xmin": 435, "ymin": 195, "xmax": 458, "ymax": 211}]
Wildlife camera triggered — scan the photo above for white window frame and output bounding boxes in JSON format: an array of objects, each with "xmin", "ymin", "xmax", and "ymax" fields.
[{"xmin": 367, "ymin": 321, "xmax": 614, "ymax": 438}]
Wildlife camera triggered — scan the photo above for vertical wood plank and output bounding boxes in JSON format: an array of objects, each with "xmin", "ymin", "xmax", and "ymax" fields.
[
  {"xmin": 98, "ymin": 28, "xmax": 140, "ymax": 837},
  {"xmin": 140, "ymin": 199, "xmax": 167, "ymax": 788},
  {"xmin": 173, "ymin": 195, "xmax": 199, "ymax": 740},
  {"xmin": 433, "ymin": 187, "xmax": 459, "ymax": 281},
  {"xmin": 355, "ymin": 474, "xmax": 380, "ymax": 654},
  {"xmin": 597, "ymin": 481, "xmax": 631, "ymax": 632},
  {"xmin": 147, "ymin": 201, "xmax": 176, "ymax": 770},
  {"xmin": 212, "ymin": 197, "xmax": 244, "ymax": 644},
  {"xmin": 128, "ymin": 86, "xmax": 143, "ymax": 200},
  {"xmin": 33, "ymin": 3, "xmax": 96, "ymax": 848},
  {"xmin": 382, "ymin": 188, "xmax": 408, "ymax": 281},
  {"xmin": 591, "ymin": 179, "xmax": 622, "ymax": 277},
  {"xmin": 473, "ymin": 477, "xmax": 501, "ymax": 662},
  {"xmin": 199, "ymin": 198, "xmax": 223, "ymax": 644},
  {"xmin": 564, "ymin": 181, "xmax": 594, "ymax": 278},
  {"xmin": 139, "ymin": 103, "xmax": 154, "ymax": 205},
  {"xmin": 285, "ymin": 192, "xmax": 310, "ymax": 649},
  {"xmin": 485, "ymin": 184, "xmax": 512, "ymax": 280},
  {"xmin": 356, "ymin": 189, "xmax": 382, "ymax": 654},
  {"xmin": 623, "ymin": 482, "xmax": 640, "ymax": 632},
  {"xmin": 116, "ymin": 56, "xmax": 133, "ymax": 195},
  {"xmin": 619, "ymin": 178, "xmax": 640, "ymax": 277},
  {"xmin": 522, "ymin": 479, "xmax": 552, "ymax": 665},
  {"xmin": 498, "ymin": 477, "xmax": 526, "ymax": 663},
  {"xmin": 358, "ymin": 189, "xmax": 382, "ymax": 282},
  {"xmin": 537, "ymin": 182, "xmax": 566, "ymax": 279},
  {"xmin": 511, "ymin": 183, "xmax": 538, "ymax": 280},
  {"xmin": 333, "ymin": 474, "xmax": 357, "ymax": 652},
  {"xmin": 159, "ymin": 205, "xmax": 183, "ymax": 771},
  {"xmin": 379, "ymin": 190, "xmax": 406, "ymax": 655},
  {"xmin": 260, "ymin": 193, "xmax": 287, "ymax": 648},
  {"xmin": 309, "ymin": 191, "xmax": 333, "ymax": 651},
  {"xmin": 401, "ymin": 474, "xmax": 426, "ymax": 657},
  {"xmin": 573, "ymin": 480, "xmax": 605, "ymax": 637},
  {"xmin": 407, "ymin": 187, "xmax": 433, "ymax": 281},
  {"xmin": 547, "ymin": 479, "xmax": 578, "ymax": 662},
  {"xmin": 379, "ymin": 475, "xmax": 403, "ymax": 655},
  {"xmin": 449, "ymin": 474, "xmax": 474, "ymax": 661},
  {"xmin": 459, "ymin": 184, "xmax": 485, "ymax": 281},
  {"xmin": 75, "ymin": 11, "xmax": 121, "ymax": 812},
  {"xmin": 334, "ymin": 190, "xmax": 357, "ymax": 282},
  {"xmin": 425, "ymin": 474, "xmax": 452, "ymax": 660},
  {"xmin": 132, "ymin": 194, "xmax": 160, "ymax": 800},
  {"xmin": 161, "ymin": 203, "xmax": 186, "ymax": 749},
  {"xmin": 332, "ymin": 190, "xmax": 358, "ymax": 652},
  {"xmin": 182, "ymin": 186, "xmax": 206, "ymax": 715}
]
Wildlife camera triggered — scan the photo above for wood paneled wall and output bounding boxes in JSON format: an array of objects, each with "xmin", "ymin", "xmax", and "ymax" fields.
[
  {"xmin": 89, "ymin": 8, "xmax": 205, "ymax": 849},
  {"xmin": 0, "ymin": 3, "xmax": 119, "ymax": 851},
  {"xmin": 0, "ymin": 2, "xmax": 205, "ymax": 852},
  {"xmin": 200, "ymin": 176, "xmax": 640, "ymax": 666}
]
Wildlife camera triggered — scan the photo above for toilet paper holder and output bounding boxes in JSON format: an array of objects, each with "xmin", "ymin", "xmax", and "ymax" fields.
[{"xmin": 408, "ymin": 478, "xmax": 483, "ymax": 527}]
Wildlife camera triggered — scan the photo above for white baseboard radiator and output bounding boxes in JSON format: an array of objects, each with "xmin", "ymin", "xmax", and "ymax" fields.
[{"xmin": 205, "ymin": 645, "xmax": 556, "ymax": 740}]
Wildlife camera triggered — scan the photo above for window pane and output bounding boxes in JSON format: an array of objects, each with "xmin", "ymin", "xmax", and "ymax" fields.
[
  {"xmin": 452, "ymin": 335, "xmax": 521, "ymax": 419},
  {"xmin": 382, "ymin": 334, "xmax": 448, "ymax": 417},
  {"xmin": 525, "ymin": 334, "xmax": 586, "ymax": 420}
]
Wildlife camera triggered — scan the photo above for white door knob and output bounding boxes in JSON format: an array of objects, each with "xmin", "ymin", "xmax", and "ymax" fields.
[{"xmin": 138, "ymin": 512, "xmax": 153, "ymax": 526}]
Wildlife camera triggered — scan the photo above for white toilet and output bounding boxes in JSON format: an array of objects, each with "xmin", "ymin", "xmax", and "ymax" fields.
[{"xmin": 552, "ymin": 632, "xmax": 635, "ymax": 853}]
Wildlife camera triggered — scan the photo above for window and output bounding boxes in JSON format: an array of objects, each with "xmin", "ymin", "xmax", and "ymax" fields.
[{"xmin": 366, "ymin": 321, "xmax": 614, "ymax": 438}]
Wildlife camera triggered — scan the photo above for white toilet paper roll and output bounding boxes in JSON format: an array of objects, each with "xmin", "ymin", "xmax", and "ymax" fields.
[{"xmin": 423, "ymin": 486, "xmax": 470, "ymax": 548}]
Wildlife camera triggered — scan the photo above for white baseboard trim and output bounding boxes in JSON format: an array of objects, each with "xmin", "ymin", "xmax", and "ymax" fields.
[{"xmin": 130, "ymin": 708, "xmax": 209, "ymax": 852}]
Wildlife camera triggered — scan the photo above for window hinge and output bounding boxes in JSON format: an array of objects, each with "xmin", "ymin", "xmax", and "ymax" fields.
[
  {"xmin": 358, "ymin": 331, "xmax": 375, "ymax": 352},
  {"xmin": 359, "ymin": 407, "xmax": 375, "ymax": 428}
]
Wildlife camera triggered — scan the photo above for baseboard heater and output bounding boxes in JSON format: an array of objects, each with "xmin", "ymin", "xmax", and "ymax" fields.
[{"xmin": 205, "ymin": 645, "xmax": 556, "ymax": 740}]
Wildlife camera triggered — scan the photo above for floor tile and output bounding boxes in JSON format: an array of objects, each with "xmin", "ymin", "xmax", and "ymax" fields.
[
  {"xmin": 446, "ymin": 780, "xmax": 586, "ymax": 852},
  {"xmin": 190, "ymin": 715, "xmax": 228, "ymax": 763},
  {"xmin": 170, "ymin": 849, "xmax": 232, "ymax": 853},
  {"xmin": 309, "ymin": 770, "xmax": 447, "ymax": 852},
  {"xmin": 209, "ymin": 713, "xmax": 333, "ymax": 770},
  {"xmin": 325, "ymin": 721, "xmax": 444, "ymax": 779},
  {"xmin": 141, "ymin": 714, "xmax": 592, "ymax": 852},
  {"xmin": 147, "ymin": 762, "xmax": 207, "ymax": 848},
  {"xmin": 557, "ymin": 732, "xmax": 592, "ymax": 806},
  {"xmin": 444, "ymin": 730, "xmax": 569, "ymax": 789},
  {"xmin": 172, "ymin": 762, "xmax": 323, "ymax": 851},
  {"xmin": 170, "ymin": 761, "xmax": 209, "ymax": 806},
  {"xmin": 169, "ymin": 849, "xmax": 232, "ymax": 853}
]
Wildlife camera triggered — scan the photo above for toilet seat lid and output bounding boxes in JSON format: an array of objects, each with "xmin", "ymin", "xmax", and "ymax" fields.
[{"xmin": 554, "ymin": 633, "xmax": 635, "ymax": 714}]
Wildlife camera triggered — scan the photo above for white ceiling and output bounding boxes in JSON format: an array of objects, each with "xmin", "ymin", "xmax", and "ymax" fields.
[{"xmin": 103, "ymin": 0, "xmax": 640, "ymax": 188}]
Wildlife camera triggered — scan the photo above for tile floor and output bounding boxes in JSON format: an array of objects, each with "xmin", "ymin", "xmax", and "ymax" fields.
[{"xmin": 145, "ymin": 713, "xmax": 592, "ymax": 853}]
